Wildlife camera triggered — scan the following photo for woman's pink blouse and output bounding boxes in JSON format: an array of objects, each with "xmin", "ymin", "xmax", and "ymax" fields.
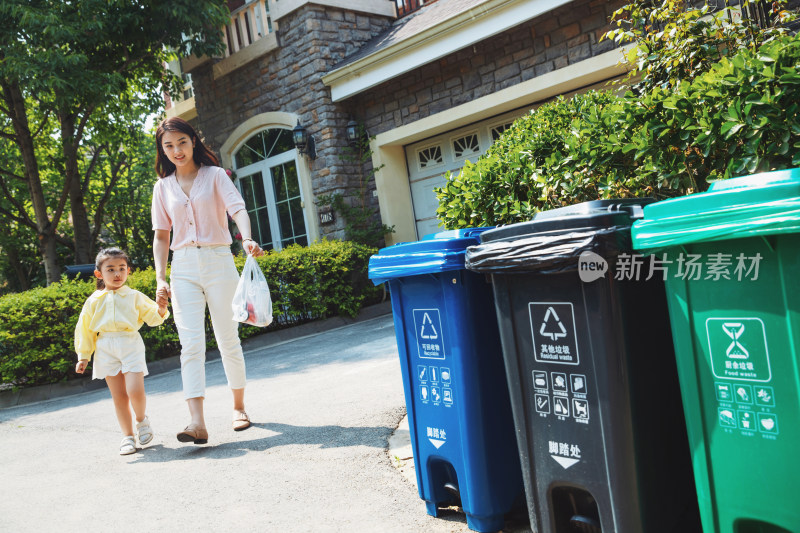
[{"xmin": 151, "ymin": 165, "xmax": 246, "ymax": 251}]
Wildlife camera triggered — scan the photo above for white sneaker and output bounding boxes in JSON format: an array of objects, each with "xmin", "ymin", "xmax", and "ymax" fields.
[
  {"xmin": 119, "ymin": 436, "xmax": 137, "ymax": 455},
  {"xmin": 136, "ymin": 416, "xmax": 154, "ymax": 446}
]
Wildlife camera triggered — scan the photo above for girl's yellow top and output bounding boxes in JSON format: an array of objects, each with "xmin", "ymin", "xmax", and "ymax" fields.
[{"xmin": 74, "ymin": 285, "xmax": 168, "ymax": 361}]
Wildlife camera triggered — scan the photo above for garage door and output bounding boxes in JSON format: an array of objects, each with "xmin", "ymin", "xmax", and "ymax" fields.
[{"xmin": 404, "ymin": 110, "xmax": 523, "ymax": 238}]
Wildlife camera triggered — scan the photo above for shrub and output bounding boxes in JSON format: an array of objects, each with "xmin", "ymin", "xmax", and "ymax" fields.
[
  {"xmin": 435, "ymin": 91, "xmax": 670, "ymax": 228},
  {"xmin": 0, "ymin": 239, "xmax": 379, "ymax": 388},
  {"xmin": 0, "ymin": 277, "xmax": 95, "ymax": 388},
  {"xmin": 436, "ymin": 16, "xmax": 800, "ymax": 229},
  {"xmin": 623, "ymin": 33, "xmax": 800, "ymax": 189}
]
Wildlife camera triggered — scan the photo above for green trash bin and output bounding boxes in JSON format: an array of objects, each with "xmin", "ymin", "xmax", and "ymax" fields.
[{"xmin": 631, "ymin": 168, "xmax": 800, "ymax": 533}]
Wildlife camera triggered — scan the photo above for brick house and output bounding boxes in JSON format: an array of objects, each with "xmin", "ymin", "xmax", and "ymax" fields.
[{"xmin": 169, "ymin": 0, "xmax": 633, "ymax": 249}]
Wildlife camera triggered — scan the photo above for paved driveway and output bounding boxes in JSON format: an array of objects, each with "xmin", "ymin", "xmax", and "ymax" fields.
[{"xmin": 0, "ymin": 312, "xmax": 529, "ymax": 532}]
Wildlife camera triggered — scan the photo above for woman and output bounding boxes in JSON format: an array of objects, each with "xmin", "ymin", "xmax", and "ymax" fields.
[{"xmin": 151, "ymin": 117, "xmax": 263, "ymax": 444}]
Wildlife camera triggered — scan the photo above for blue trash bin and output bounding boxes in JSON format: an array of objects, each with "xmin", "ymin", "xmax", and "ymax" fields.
[{"xmin": 369, "ymin": 229, "xmax": 524, "ymax": 533}]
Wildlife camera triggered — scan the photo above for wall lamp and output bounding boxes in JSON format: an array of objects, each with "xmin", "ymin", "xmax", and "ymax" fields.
[
  {"xmin": 345, "ymin": 119, "xmax": 360, "ymax": 146},
  {"xmin": 345, "ymin": 119, "xmax": 368, "ymax": 148},
  {"xmin": 292, "ymin": 120, "xmax": 316, "ymax": 160}
]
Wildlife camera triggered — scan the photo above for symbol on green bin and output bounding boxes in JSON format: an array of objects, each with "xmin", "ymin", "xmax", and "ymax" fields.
[
  {"xmin": 718, "ymin": 408, "xmax": 737, "ymax": 428},
  {"xmin": 706, "ymin": 318, "xmax": 771, "ymax": 382},
  {"xmin": 734, "ymin": 384, "xmax": 753, "ymax": 404},
  {"xmin": 757, "ymin": 413, "xmax": 779, "ymax": 435},
  {"xmin": 755, "ymin": 386, "xmax": 775, "ymax": 406},
  {"xmin": 737, "ymin": 410, "xmax": 755, "ymax": 431},
  {"xmin": 714, "ymin": 382, "xmax": 732, "ymax": 401}
]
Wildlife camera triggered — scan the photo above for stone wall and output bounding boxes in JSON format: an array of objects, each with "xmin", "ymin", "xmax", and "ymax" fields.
[
  {"xmin": 190, "ymin": 5, "xmax": 393, "ymax": 239},
  {"xmin": 350, "ymin": 0, "xmax": 626, "ymax": 136}
]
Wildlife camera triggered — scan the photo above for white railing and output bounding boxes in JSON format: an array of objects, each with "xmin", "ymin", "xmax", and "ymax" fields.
[{"xmin": 224, "ymin": 0, "xmax": 273, "ymax": 58}]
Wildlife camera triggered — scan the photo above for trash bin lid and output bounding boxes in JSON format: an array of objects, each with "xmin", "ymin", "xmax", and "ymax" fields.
[
  {"xmin": 632, "ymin": 168, "xmax": 800, "ymax": 251},
  {"xmin": 368, "ymin": 227, "xmax": 493, "ymax": 284},
  {"xmin": 465, "ymin": 199, "xmax": 653, "ymax": 274},
  {"xmin": 63, "ymin": 264, "xmax": 97, "ymax": 280},
  {"xmin": 477, "ymin": 199, "xmax": 652, "ymax": 243}
]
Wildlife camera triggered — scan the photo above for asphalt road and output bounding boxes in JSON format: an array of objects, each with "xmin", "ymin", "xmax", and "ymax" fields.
[{"xmin": 0, "ymin": 311, "xmax": 530, "ymax": 533}]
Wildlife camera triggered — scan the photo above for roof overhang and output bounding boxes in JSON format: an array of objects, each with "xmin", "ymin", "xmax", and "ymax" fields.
[{"xmin": 322, "ymin": 0, "xmax": 572, "ymax": 101}]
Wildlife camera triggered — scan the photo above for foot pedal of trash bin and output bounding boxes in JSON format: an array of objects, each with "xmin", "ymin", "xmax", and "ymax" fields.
[
  {"xmin": 551, "ymin": 486, "xmax": 601, "ymax": 533},
  {"xmin": 443, "ymin": 482, "xmax": 460, "ymax": 498},
  {"xmin": 569, "ymin": 515, "xmax": 601, "ymax": 533}
]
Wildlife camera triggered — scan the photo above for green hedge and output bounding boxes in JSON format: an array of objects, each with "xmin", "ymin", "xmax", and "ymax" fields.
[
  {"xmin": 623, "ymin": 33, "xmax": 800, "ymax": 191},
  {"xmin": 0, "ymin": 239, "xmax": 380, "ymax": 388},
  {"xmin": 435, "ymin": 91, "xmax": 649, "ymax": 228},
  {"xmin": 437, "ymin": 32, "xmax": 800, "ymax": 229}
]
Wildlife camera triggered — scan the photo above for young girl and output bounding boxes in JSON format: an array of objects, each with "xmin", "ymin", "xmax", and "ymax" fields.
[{"xmin": 75, "ymin": 248, "xmax": 169, "ymax": 455}]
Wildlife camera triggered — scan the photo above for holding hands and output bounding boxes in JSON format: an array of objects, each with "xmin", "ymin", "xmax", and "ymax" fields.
[{"xmin": 156, "ymin": 282, "xmax": 171, "ymax": 308}]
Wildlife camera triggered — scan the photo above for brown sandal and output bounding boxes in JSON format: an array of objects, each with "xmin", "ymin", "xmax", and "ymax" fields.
[
  {"xmin": 233, "ymin": 410, "xmax": 251, "ymax": 431},
  {"xmin": 177, "ymin": 425, "xmax": 208, "ymax": 444}
]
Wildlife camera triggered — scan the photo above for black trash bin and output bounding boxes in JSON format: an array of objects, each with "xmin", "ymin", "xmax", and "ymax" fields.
[
  {"xmin": 64, "ymin": 264, "xmax": 96, "ymax": 281},
  {"xmin": 465, "ymin": 200, "xmax": 701, "ymax": 533}
]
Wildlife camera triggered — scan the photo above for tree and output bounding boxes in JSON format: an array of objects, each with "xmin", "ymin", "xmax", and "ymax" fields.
[
  {"xmin": 0, "ymin": 0, "xmax": 229, "ymax": 283},
  {"xmin": 604, "ymin": 0, "xmax": 798, "ymax": 95},
  {"xmin": 0, "ymin": 138, "xmax": 48, "ymax": 292},
  {"xmin": 91, "ymin": 126, "xmax": 160, "ymax": 271},
  {"xmin": 0, "ymin": 98, "xmax": 156, "ymax": 290},
  {"xmin": 605, "ymin": 0, "xmax": 800, "ymax": 189}
]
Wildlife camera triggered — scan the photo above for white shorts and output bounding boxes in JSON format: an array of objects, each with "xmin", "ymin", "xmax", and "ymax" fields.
[{"xmin": 92, "ymin": 331, "xmax": 149, "ymax": 380}]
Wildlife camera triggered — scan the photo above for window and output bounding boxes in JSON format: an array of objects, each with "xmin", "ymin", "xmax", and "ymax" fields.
[
  {"xmin": 272, "ymin": 162, "xmax": 307, "ymax": 248},
  {"xmin": 234, "ymin": 128, "xmax": 294, "ymax": 168},
  {"xmin": 396, "ymin": 0, "xmax": 425, "ymax": 18},
  {"xmin": 239, "ymin": 171, "xmax": 274, "ymax": 250},
  {"xmin": 234, "ymin": 128, "xmax": 307, "ymax": 250},
  {"xmin": 181, "ymin": 72, "xmax": 194, "ymax": 101},
  {"xmin": 417, "ymin": 145, "xmax": 444, "ymax": 170},
  {"xmin": 491, "ymin": 122, "xmax": 514, "ymax": 141},
  {"xmin": 452, "ymin": 132, "xmax": 480, "ymax": 161}
]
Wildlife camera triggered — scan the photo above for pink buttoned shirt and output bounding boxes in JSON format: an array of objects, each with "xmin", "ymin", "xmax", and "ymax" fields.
[{"xmin": 151, "ymin": 165, "xmax": 246, "ymax": 250}]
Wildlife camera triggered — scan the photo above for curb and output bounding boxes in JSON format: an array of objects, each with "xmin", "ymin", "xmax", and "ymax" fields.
[
  {"xmin": 388, "ymin": 414, "xmax": 417, "ymax": 487},
  {"xmin": 0, "ymin": 300, "xmax": 392, "ymax": 410}
]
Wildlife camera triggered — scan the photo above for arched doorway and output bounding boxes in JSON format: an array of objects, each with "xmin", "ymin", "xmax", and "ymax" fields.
[{"xmin": 233, "ymin": 127, "xmax": 308, "ymax": 250}]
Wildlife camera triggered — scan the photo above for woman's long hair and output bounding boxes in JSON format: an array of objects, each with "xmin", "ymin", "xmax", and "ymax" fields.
[
  {"xmin": 154, "ymin": 117, "xmax": 219, "ymax": 178},
  {"xmin": 94, "ymin": 248, "xmax": 131, "ymax": 290}
]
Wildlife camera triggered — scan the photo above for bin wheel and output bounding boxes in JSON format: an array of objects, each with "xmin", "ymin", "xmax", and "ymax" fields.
[{"xmin": 569, "ymin": 515, "xmax": 601, "ymax": 533}]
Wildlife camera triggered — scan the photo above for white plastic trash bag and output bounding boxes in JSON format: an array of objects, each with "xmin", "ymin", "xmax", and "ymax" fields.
[{"xmin": 232, "ymin": 255, "xmax": 273, "ymax": 327}]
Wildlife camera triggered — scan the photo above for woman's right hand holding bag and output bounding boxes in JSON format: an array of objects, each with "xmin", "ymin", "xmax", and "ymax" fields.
[{"xmin": 232, "ymin": 242, "xmax": 272, "ymax": 327}]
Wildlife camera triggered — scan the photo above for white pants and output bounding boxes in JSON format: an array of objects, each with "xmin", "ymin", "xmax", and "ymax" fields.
[
  {"xmin": 170, "ymin": 245, "xmax": 246, "ymax": 399},
  {"xmin": 93, "ymin": 331, "xmax": 148, "ymax": 380}
]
